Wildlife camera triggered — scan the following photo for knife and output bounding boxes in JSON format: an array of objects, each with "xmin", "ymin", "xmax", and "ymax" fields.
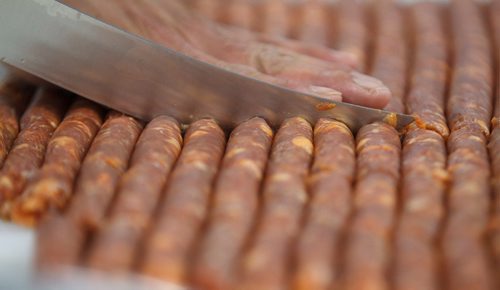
[{"xmin": 0, "ymin": 0, "xmax": 413, "ymax": 132}]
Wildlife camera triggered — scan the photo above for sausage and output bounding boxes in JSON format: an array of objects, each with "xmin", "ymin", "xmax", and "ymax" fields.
[
  {"xmin": 192, "ymin": 0, "xmax": 223, "ymax": 22},
  {"xmin": 489, "ymin": 0, "xmax": 500, "ymax": 282},
  {"xmin": 392, "ymin": 4, "xmax": 448, "ymax": 290},
  {"xmin": 406, "ymin": 3, "xmax": 449, "ymax": 138},
  {"xmin": 192, "ymin": 117, "xmax": 273, "ymax": 290},
  {"xmin": 442, "ymin": 1, "xmax": 495, "ymax": 289},
  {"xmin": 43, "ymin": 112, "xmax": 142, "ymax": 268},
  {"xmin": 36, "ymin": 212, "xmax": 86, "ymax": 268},
  {"xmin": 256, "ymin": 0, "xmax": 289, "ymax": 37},
  {"xmin": 489, "ymin": 126, "xmax": 500, "ymax": 281},
  {"xmin": 10, "ymin": 98, "xmax": 104, "ymax": 226},
  {"xmin": 140, "ymin": 119, "xmax": 226, "ymax": 283},
  {"xmin": 237, "ymin": 117, "xmax": 313, "ymax": 290},
  {"xmin": 444, "ymin": 126, "xmax": 493, "ymax": 290},
  {"xmin": 394, "ymin": 128, "xmax": 447, "ymax": 290},
  {"xmin": 223, "ymin": 0, "xmax": 256, "ymax": 30},
  {"xmin": 0, "ymin": 78, "xmax": 34, "ymax": 168},
  {"xmin": 340, "ymin": 122, "xmax": 400, "ymax": 290},
  {"xmin": 447, "ymin": 0, "xmax": 493, "ymax": 137},
  {"xmin": 85, "ymin": 116, "xmax": 182, "ymax": 272},
  {"xmin": 492, "ymin": 0, "xmax": 500, "ymax": 121},
  {"xmin": 295, "ymin": 1, "xmax": 329, "ymax": 46},
  {"xmin": 66, "ymin": 111, "xmax": 144, "ymax": 229},
  {"xmin": 292, "ymin": 119, "xmax": 355, "ymax": 290},
  {"xmin": 370, "ymin": 0, "xmax": 408, "ymax": 114},
  {"xmin": 336, "ymin": 0, "xmax": 368, "ymax": 71},
  {"xmin": 0, "ymin": 87, "xmax": 71, "ymax": 212}
]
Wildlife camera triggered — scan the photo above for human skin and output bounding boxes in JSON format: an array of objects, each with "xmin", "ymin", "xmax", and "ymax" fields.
[{"xmin": 62, "ymin": 0, "xmax": 391, "ymax": 109}]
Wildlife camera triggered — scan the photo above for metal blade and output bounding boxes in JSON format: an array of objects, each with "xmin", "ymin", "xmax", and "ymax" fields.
[{"xmin": 0, "ymin": 0, "xmax": 413, "ymax": 132}]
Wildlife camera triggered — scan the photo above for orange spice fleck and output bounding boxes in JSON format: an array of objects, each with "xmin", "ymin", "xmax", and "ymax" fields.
[
  {"xmin": 315, "ymin": 102, "xmax": 337, "ymax": 111},
  {"xmin": 383, "ymin": 113, "xmax": 398, "ymax": 127}
]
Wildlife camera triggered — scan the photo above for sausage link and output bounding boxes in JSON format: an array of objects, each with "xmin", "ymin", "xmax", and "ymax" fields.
[
  {"xmin": 443, "ymin": 1, "xmax": 495, "ymax": 289},
  {"xmin": 66, "ymin": 111, "xmax": 143, "ymax": 229},
  {"xmin": 371, "ymin": 0, "xmax": 408, "ymax": 113},
  {"xmin": 394, "ymin": 128, "xmax": 447, "ymax": 290},
  {"xmin": 295, "ymin": 1, "xmax": 329, "ymax": 46},
  {"xmin": 192, "ymin": 0, "xmax": 223, "ymax": 22},
  {"xmin": 223, "ymin": 0, "xmax": 256, "ymax": 30},
  {"xmin": 0, "ymin": 79, "xmax": 34, "ymax": 168},
  {"xmin": 257, "ymin": 0, "xmax": 289, "ymax": 37},
  {"xmin": 0, "ymin": 88, "xmax": 71, "ymax": 212},
  {"xmin": 86, "ymin": 116, "xmax": 182, "ymax": 272},
  {"xmin": 492, "ymin": 0, "xmax": 500, "ymax": 120},
  {"xmin": 336, "ymin": 0, "xmax": 368, "ymax": 71},
  {"xmin": 192, "ymin": 117, "xmax": 273, "ymax": 290},
  {"xmin": 489, "ymin": 0, "xmax": 500, "ymax": 284},
  {"xmin": 40, "ymin": 112, "xmax": 143, "ymax": 267},
  {"xmin": 292, "ymin": 119, "xmax": 355, "ymax": 290},
  {"xmin": 140, "ymin": 119, "xmax": 226, "ymax": 283},
  {"xmin": 447, "ymin": 0, "xmax": 493, "ymax": 136},
  {"xmin": 489, "ymin": 127, "xmax": 500, "ymax": 283},
  {"xmin": 237, "ymin": 117, "xmax": 313, "ymax": 290},
  {"xmin": 444, "ymin": 126, "xmax": 494, "ymax": 290},
  {"xmin": 36, "ymin": 212, "xmax": 86, "ymax": 269},
  {"xmin": 341, "ymin": 122, "xmax": 401, "ymax": 290},
  {"xmin": 406, "ymin": 3, "xmax": 449, "ymax": 138},
  {"xmin": 10, "ymin": 98, "xmax": 104, "ymax": 226}
]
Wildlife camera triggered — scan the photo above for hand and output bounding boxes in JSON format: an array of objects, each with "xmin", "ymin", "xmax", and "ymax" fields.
[{"xmin": 62, "ymin": 0, "xmax": 392, "ymax": 109}]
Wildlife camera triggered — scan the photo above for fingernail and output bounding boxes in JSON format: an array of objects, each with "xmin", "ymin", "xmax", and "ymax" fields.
[
  {"xmin": 309, "ymin": 86, "xmax": 343, "ymax": 101},
  {"xmin": 351, "ymin": 71, "xmax": 391, "ymax": 95}
]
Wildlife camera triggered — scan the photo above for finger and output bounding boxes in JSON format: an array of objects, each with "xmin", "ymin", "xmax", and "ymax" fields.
[
  {"xmin": 342, "ymin": 71, "xmax": 392, "ymax": 108},
  {"xmin": 216, "ymin": 22, "xmax": 359, "ymax": 69},
  {"xmin": 258, "ymin": 36, "xmax": 359, "ymax": 68},
  {"xmin": 307, "ymin": 86, "xmax": 343, "ymax": 102},
  {"xmin": 219, "ymin": 63, "xmax": 343, "ymax": 103},
  {"xmin": 247, "ymin": 44, "xmax": 391, "ymax": 108},
  {"xmin": 307, "ymin": 69, "xmax": 392, "ymax": 109}
]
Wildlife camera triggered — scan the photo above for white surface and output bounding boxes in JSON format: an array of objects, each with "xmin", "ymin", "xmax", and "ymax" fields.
[
  {"xmin": 0, "ymin": 222, "xmax": 34, "ymax": 290},
  {"xmin": 0, "ymin": 221, "xmax": 187, "ymax": 289}
]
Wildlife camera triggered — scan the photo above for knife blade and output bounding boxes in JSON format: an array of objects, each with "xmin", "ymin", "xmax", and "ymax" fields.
[{"xmin": 0, "ymin": 0, "xmax": 413, "ymax": 132}]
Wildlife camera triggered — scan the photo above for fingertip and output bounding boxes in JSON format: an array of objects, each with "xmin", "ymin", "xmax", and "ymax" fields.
[
  {"xmin": 343, "ymin": 71, "xmax": 392, "ymax": 108},
  {"xmin": 308, "ymin": 85, "xmax": 343, "ymax": 102}
]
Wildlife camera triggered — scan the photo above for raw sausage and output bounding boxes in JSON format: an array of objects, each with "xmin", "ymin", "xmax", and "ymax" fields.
[
  {"xmin": 406, "ymin": 3, "xmax": 449, "ymax": 138},
  {"xmin": 10, "ymin": 98, "xmax": 104, "ymax": 226},
  {"xmin": 394, "ymin": 128, "xmax": 447, "ymax": 290},
  {"xmin": 296, "ymin": 1, "xmax": 329, "ymax": 46},
  {"xmin": 340, "ymin": 122, "xmax": 401, "ymax": 290},
  {"xmin": 223, "ymin": 0, "xmax": 256, "ymax": 30},
  {"xmin": 86, "ymin": 116, "xmax": 182, "ymax": 272},
  {"xmin": 292, "ymin": 119, "xmax": 355, "ymax": 290},
  {"xmin": 193, "ymin": 117, "xmax": 273, "ymax": 290},
  {"xmin": 237, "ymin": 117, "xmax": 313, "ymax": 290},
  {"xmin": 0, "ymin": 78, "xmax": 34, "ymax": 168},
  {"xmin": 0, "ymin": 88, "xmax": 71, "ymax": 212},
  {"xmin": 443, "ymin": 1, "xmax": 495, "ymax": 289},
  {"xmin": 258, "ymin": 0, "xmax": 289, "ymax": 37},
  {"xmin": 488, "ymin": 0, "xmax": 500, "ymax": 283},
  {"xmin": 447, "ymin": 1, "xmax": 493, "ymax": 137},
  {"xmin": 140, "ymin": 119, "xmax": 226, "ymax": 283},
  {"xmin": 336, "ymin": 0, "xmax": 368, "ymax": 71},
  {"xmin": 67, "ymin": 111, "xmax": 143, "ymax": 229},
  {"xmin": 371, "ymin": 0, "xmax": 408, "ymax": 113}
]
